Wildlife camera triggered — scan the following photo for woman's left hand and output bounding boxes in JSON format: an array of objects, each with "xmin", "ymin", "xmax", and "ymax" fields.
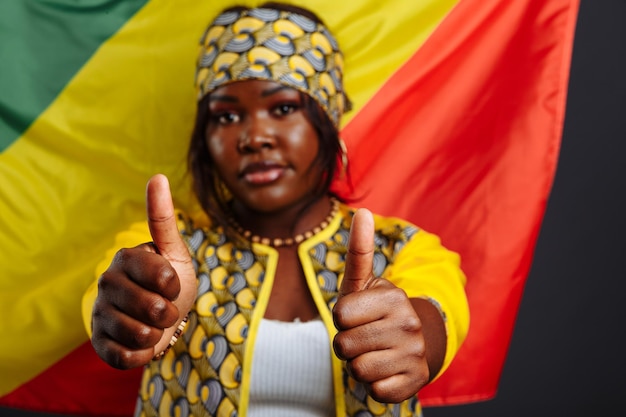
[{"xmin": 332, "ymin": 209, "xmax": 430, "ymax": 403}]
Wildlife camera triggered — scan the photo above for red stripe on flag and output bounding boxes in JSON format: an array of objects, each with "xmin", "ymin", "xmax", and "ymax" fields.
[
  {"xmin": 2, "ymin": 342, "xmax": 140, "ymax": 416},
  {"xmin": 336, "ymin": 0, "xmax": 579, "ymax": 406}
]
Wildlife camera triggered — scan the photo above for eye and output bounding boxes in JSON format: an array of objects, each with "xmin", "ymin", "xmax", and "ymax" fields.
[
  {"xmin": 273, "ymin": 103, "xmax": 299, "ymax": 116},
  {"xmin": 211, "ymin": 111, "xmax": 240, "ymax": 125}
]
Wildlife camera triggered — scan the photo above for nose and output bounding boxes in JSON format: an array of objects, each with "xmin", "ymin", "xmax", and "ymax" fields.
[{"xmin": 238, "ymin": 115, "xmax": 276, "ymax": 153}]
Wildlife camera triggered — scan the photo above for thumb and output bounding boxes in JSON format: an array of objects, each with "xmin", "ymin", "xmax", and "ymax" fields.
[
  {"xmin": 146, "ymin": 174, "xmax": 187, "ymax": 262},
  {"xmin": 339, "ymin": 208, "xmax": 375, "ymax": 297}
]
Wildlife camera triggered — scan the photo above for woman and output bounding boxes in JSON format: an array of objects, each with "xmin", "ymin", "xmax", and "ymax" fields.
[{"xmin": 86, "ymin": 3, "xmax": 469, "ymax": 416}]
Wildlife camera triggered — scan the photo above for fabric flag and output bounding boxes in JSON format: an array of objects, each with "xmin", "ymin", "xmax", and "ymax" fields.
[{"xmin": 0, "ymin": 0, "xmax": 579, "ymax": 415}]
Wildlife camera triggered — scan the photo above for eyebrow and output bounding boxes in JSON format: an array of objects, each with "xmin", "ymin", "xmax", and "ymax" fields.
[
  {"xmin": 209, "ymin": 85, "xmax": 293, "ymax": 103},
  {"xmin": 261, "ymin": 85, "xmax": 292, "ymax": 97},
  {"xmin": 208, "ymin": 94, "xmax": 238, "ymax": 103}
]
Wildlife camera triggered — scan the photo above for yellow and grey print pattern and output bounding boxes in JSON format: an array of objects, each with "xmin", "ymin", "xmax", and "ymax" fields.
[
  {"xmin": 195, "ymin": 7, "xmax": 351, "ymax": 127},
  {"xmin": 136, "ymin": 208, "xmax": 423, "ymax": 417}
]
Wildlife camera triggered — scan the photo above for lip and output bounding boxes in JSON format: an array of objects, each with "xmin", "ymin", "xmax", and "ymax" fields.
[{"xmin": 240, "ymin": 160, "xmax": 287, "ymax": 185}]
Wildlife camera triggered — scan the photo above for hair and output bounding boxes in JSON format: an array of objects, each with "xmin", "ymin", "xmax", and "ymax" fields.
[{"xmin": 187, "ymin": 3, "xmax": 352, "ymax": 233}]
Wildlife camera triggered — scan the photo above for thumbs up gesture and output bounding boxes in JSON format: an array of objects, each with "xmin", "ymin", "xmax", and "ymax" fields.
[
  {"xmin": 91, "ymin": 174, "xmax": 196, "ymax": 369},
  {"xmin": 332, "ymin": 209, "xmax": 432, "ymax": 403}
]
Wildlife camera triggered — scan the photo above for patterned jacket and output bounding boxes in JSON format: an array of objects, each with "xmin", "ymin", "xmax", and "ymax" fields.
[{"xmin": 86, "ymin": 204, "xmax": 469, "ymax": 417}]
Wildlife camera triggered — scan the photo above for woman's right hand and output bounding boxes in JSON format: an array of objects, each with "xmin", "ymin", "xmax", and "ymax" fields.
[{"xmin": 91, "ymin": 174, "xmax": 197, "ymax": 369}]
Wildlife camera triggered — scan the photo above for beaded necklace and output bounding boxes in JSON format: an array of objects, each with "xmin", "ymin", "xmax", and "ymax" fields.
[{"xmin": 227, "ymin": 198, "xmax": 339, "ymax": 248}]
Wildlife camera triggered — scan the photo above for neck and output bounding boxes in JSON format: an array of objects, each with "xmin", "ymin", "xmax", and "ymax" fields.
[{"xmin": 229, "ymin": 195, "xmax": 337, "ymax": 247}]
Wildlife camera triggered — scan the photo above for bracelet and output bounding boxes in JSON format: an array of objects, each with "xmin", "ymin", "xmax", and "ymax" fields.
[{"xmin": 152, "ymin": 314, "xmax": 189, "ymax": 361}]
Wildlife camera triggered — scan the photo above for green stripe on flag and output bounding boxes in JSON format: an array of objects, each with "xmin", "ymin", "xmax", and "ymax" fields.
[{"xmin": 0, "ymin": 0, "xmax": 148, "ymax": 151}]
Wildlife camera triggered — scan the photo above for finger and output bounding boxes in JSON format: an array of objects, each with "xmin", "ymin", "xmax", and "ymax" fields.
[
  {"xmin": 92, "ymin": 301, "xmax": 164, "ymax": 350},
  {"xmin": 146, "ymin": 174, "xmax": 188, "ymax": 264},
  {"xmin": 333, "ymin": 319, "xmax": 388, "ymax": 360},
  {"xmin": 347, "ymin": 354, "xmax": 428, "ymax": 403},
  {"xmin": 91, "ymin": 332, "xmax": 155, "ymax": 370},
  {"xmin": 340, "ymin": 208, "xmax": 375, "ymax": 296},
  {"xmin": 110, "ymin": 245, "xmax": 181, "ymax": 303},
  {"xmin": 345, "ymin": 350, "xmax": 406, "ymax": 384},
  {"xmin": 366, "ymin": 373, "xmax": 425, "ymax": 404}
]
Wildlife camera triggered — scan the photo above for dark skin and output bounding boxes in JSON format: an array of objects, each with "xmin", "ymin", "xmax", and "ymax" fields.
[
  {"xmin": 90, "ymin": 80, "xmax": 447, "ymax": 403},
  {"xmin": 205, "ymin": 80, "xmax": 328, "ymax": 321}
]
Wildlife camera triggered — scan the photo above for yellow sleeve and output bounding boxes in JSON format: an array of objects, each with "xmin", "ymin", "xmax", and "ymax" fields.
[
  {"xmin": 384, "ymin": 228, "xmax": 470, "ymax": 381},
  {"xmin": 80, "ymin": 220, "xmax": 152, "ymax": 338}
]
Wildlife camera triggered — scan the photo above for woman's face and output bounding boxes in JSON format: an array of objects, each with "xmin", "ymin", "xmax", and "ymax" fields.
[{"xmin": 205, "ymin": 79, "xmax": 322, "ymax": 213}]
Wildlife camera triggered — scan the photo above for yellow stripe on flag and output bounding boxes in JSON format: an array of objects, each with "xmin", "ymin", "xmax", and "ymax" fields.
[{"xmin": 0, "ymin": 0, "xmax": 456, "ymax": 395}]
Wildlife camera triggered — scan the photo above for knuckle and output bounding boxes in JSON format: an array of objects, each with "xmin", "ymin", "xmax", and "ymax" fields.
[
  {"xmin": 154, "ymin": 264, "xmax": 180, "ymax": 299},
  {"xmin": 413, "ymin": 339, "xmax": 426, "ymax": 358},
  {"xmin": 332, "ymin": 299, "xmax": 354, "ymax": 330},
  {"xmin": 97, "ymin": 272, "xmax": 112, "ymax": 292},
  {"xmin": 110, "ymin": 349, "xmax": 135, "ymax": 370},
  {"xmin": 92, "ymin": 338, "xmax": 132, "ymax": 370},
  {"xmin": 113, "ymin": 247, "xmax": 133, "ymax": 265},
  {"xmin": 146, "ymin": 296, "xmax": 170, "ymax": 323},
  {"xmin": 131, "ymin": 325, "xmax": 159, "ymax": 348},
  {"xmin": 370, "ymin": 384, "xmax": 403, "ymax": 404},
  {"xmin": 417, "ymin": 370, "xmax": 429, "ymax": 388},
  {"xmin": 402, "ymin": 313, "xmax": 422, "ymax": 333},
  {"xmin": 91, "ymin": 304, "xmax": 104, "ymax": 324},
  {"xmin": 347, "ymin": 357, "xmax": 369, "ymax": 381},
  {"xmin": 332, "ymin": 334, "xmax": 348, "ymax": 359},
  {"xmin": 367, "ymin": 384, "xmax": 388, "ymax": 403},
  {"xmin": 388, "ymin": 287, "xmax": 408, "ymax": 303},
  {"xmin": 155, "ymin": 263, "xmax": 176, "ymax": 284},
  {"xmin": 91, "ymin": 300, "xmax": 114, "ymax": 329},
  {"xmin": 332, "ymin": 307, "xmax": 346, "ymax": 329}
]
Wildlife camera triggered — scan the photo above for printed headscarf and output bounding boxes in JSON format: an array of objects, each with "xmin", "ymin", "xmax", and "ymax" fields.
[{"xmin": 195, "ymin": 6, "xmax": 351, "ymax": 127}]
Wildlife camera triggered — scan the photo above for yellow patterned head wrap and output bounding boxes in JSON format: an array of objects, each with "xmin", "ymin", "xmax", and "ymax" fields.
[{"xmin": 195, "ymin": 6, "xmax": 351, "ymax": 127}]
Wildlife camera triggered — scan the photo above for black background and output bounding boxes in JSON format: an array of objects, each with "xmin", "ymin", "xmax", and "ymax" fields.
[{"xmin": 2, "ymin": 0, "xmax": 625, "ymax": 416}]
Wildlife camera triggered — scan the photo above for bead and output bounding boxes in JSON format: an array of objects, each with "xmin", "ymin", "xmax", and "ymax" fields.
[
  {"xmin": 153, "ymin": 314, "xmax": 189, "ymax": 361},
  {"xmin": 227, "ymin": 198, "xmax": 339, "ymax": 248}
]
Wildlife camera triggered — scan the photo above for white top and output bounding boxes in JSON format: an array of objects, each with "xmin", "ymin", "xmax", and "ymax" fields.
[{"xmin": 248, "ymin": 318, "xmax": 335, "ymax": 417}]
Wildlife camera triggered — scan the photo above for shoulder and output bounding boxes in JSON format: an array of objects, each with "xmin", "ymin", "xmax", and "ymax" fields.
[
  {"xmin": 174, "ymin": 208, "xmax": 242, "ymax": 255},
  {"xmin": 336, "ymin": 204, "xmax": 425, "ymax": 275},
  {"xmin": 337, "ymin": 203, "xmax": 419, "ymax": 243},
  {"xmin": 337, "ymin": 202, "xmax": 459, "ymax": 263}
]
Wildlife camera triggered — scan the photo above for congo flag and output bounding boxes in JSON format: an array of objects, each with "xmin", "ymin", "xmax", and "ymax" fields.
[{"xmin": 0, "ymin": 0, "xmax": 579, "ymax": 415}]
